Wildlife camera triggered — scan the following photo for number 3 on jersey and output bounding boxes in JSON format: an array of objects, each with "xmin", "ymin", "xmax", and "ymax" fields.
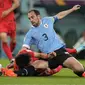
[{"xmin": 42, "ymin": 33, "xmax": 48, "ymax": 41}]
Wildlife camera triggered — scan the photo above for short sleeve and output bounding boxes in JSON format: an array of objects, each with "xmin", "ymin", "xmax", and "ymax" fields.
[
  {"xmin": 23, "ymin": 29, "xmax": 33, "ymax": 49},
  {"xmin": 53, "ymin": 16, "xmax": 59, "ymax": 22}
]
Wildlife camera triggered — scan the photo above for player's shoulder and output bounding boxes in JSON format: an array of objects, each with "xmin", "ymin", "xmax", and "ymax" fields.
[
  {"xmin": 27, "ymin": 26, "xmax": 35, "ymax": 32},
  {"xmin": 42, "ymin": 17, "xmax": 54, "ymax": 23},
  {"xmin": 30, "ymin": 25, "xmax": 37, "ymax": 30},
  {"xmin": 42, "ymin": 17, "xmax": 53, "ymax": 20}
]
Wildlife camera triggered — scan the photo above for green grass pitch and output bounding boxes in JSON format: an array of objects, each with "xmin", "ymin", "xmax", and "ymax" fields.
[{"xmin": 0, "ymin": 59, "xmax": 85, "ymax": 85}]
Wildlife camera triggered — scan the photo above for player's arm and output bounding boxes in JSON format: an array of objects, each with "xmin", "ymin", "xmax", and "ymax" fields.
[
  {"xmin": 34, "ymin": 52, "xmax": 48, "ymax": 59},
  {"xmin": 18, "ymin": 48, "xmax": 55, "ymax": 59},
  {"xmin": 1, "ymin": 0, "xmax": 20, "ymax": 18},
  {"xmin": 55, "ymin": 5, "xmax": 80, "ymax": 19},
  {"xmin": 34, "ymin": 52, "xmax": 56, "ymax": 59}
]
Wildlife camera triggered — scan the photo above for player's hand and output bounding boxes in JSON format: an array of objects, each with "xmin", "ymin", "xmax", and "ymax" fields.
[
  {"xmin": 48, "ymin": 52, "xmax": 56, "ymax": 59},
  {"xmin": 1, "ymin": 10, "xmax": 10, "ymax": 18},
  {"xmin": 72, "ymin": 5, "xmax": 81, "ymax": 11}
]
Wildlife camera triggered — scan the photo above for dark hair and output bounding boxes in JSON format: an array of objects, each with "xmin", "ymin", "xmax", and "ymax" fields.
[
  {"xmin": 28, "ymin": 9, "xmax": 40, "ymax": 15},
  {"xmin": 15, "ymin": 53, "xmax": 31, "ymax": 68}
]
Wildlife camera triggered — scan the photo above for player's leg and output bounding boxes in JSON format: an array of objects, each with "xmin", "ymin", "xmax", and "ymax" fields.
[
  {"xmin": 31, "ymin": 60, "xmax": 52, "ymax": 76},
  {"xmin": 9, "ymin": 20, "xmax": 16, "ymax": 52},
  {"xmin": 50, "ymin": 65, "xmax": 62, "ymax": 74},
  {"xmin": 63, "ymin": 56, "xmax": 85, "ymax": 77},
  {"xmin": 10, "ymin": 32, "xmax": 16, "ymax": 52},
  {"xmin": 48, "ymin": 48, "xmax": 85, "ymax": 77},
  {"xmin": 0, "ymin": 32, "xmax": 13, "ymax": 60},
  {"xmin": 31, "ymin": 60, "xmax": 59, "ymax": 76},
  {"xmin": 41, "ymin": 65, "xmax": 63, "ymax": 76},
  {"xmin": 59, "ymin": 48, "xmax": 85, "ymax": 77},
  {"xmin": 32, "ymin": 60, "xmax": 62, "ymax": 76}
]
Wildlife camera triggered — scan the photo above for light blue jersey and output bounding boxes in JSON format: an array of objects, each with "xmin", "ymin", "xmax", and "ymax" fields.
[{"xmin": 23, "ymin": 16, "xmax": 66, "ymax": 53}]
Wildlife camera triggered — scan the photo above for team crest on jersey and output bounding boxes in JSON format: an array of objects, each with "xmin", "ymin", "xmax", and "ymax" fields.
[{"xmin": 44, "ymin": 24, "xmax": 48, "ymax": 28}]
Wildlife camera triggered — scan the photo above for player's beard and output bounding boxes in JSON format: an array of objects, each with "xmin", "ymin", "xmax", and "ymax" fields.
[{"xmin": 32, "ymin": 22, "xmax": 39, "ymax": 27}]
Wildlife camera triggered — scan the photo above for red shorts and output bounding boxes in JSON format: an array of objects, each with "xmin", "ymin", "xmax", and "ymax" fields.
[{"xmin": 0, "ymin": 19, "xmax": 16, "ymax": 38}]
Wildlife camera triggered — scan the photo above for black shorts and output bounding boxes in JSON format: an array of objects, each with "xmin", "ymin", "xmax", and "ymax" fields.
[{"xmin": 48, "ymin": 47, "xmax": 73, "ymax": 69}]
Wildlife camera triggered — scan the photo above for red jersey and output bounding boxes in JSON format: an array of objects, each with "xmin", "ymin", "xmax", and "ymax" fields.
[{"xmin": 0, "ymin": 0, "xmax": 15, "ymax": 21}]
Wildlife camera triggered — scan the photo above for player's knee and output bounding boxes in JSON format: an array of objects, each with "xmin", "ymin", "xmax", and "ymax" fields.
[
  {"xmin": 11, "ymin": 40, "xmax": 16, "ymax": 44},
  {"xmin": 0, "ymin": 33, "xmax": 7, "ymax": 39},
  {"xmin": 72, "ymin": 63, "xmax": 84, "ymax": 72},
  {"xmin": 2, "ymin": 41, "xmax": 8, "ymax": 44},
  {"xmin": 11, "ymin": 38, "xmax": 16, "ymax": 43},
  {"xmin": 64, "ymin": 57, "xmax": 84, "ymax": 71},
  {"xmin": 0, "ymin": 37, "xmax": 8, "ymax": 43}
]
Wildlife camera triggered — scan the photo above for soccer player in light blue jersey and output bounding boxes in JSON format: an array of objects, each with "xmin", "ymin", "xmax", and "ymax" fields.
[{"xmin": 22, "ymin": 5, "xmax": 85, "ymax": 77}]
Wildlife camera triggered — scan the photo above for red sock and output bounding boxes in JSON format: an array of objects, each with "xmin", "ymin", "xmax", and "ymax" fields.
[
  {"xmin": 82, "ymin": 72, "xmax": 85, "ymax": 77},
  {"xmin": 2, "ymin": 42, "xmax": 13, "ymax": 60},
  {"xmin": 48, "ymin": 65, "xmax": 63, "ymax": 75},
  {"xmin": 53, "ymin": 65, "xmax": 62, "ymax": 73},
  {"xmin": 66, "ymin": 48, "xmax": 77, "ymax": 54},
  {"xmin": 10, "ymin": 42, "xmax": 16, "ymax": 52}
]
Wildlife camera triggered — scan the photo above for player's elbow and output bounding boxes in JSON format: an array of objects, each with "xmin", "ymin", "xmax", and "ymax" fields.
[
  {"xmin": 58, "ymin": 15, "xmax": 63, "ymax": 19},
  {"xmin": 56, "ymin": 15, "xmax": 63, "ymax": 20},
  {"xmin": 56, "ymin": 12, "xmax": 65, "ymax": 19}
]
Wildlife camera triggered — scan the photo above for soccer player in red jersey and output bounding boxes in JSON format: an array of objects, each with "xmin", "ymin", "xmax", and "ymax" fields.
[
  {"xmin": 12, "ymin": 49, "xmax": 63, "ymax": 76},
  {"xmin": 0, "ymin": 0, "xmax": 20, "ymax": 61}
]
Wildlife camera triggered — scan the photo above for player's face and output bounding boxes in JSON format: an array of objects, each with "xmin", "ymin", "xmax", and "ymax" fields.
[{"xmin": 28, "ymin": 11, "xmax": 41, "ymax": 27}]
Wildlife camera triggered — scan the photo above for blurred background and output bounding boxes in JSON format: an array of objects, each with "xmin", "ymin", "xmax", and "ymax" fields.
[{"xmin": 0, "ymin": 0, "xmax": 85, "ymax": 59}]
